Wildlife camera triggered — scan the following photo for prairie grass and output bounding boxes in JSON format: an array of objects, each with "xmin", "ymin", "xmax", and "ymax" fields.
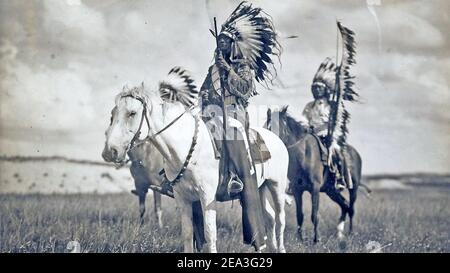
[{"xmin": 0, "ymin": 187, "xmax": 449, "ymax": 253}]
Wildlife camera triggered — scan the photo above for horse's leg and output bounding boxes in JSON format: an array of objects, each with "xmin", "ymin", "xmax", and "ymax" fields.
[
  {"xmin": 153, "ymin": 191, "xmax": 163, "ymax": 228},
  {"xmin": 201, "ymin": 199, "xmax": 217, "ymax": 253},
  {"xmin": 266, "ymin": 179, "xmax": 286, "ymax": 253},
  {"xmin": 293, "ymin": 185, "xmax": 305, "ymax": 241},
  {"xmin": 348, "ymin": 149, "xmax": 362, "ymax": 235},
  {"xmin": 348, "ymin": 188, "xmax": 357, "ymax": 234},
  {"xmin": 259, "ymin": 185, "xmax": 277, "ymax": 252},
  {"xmin": 325, "ymin": 188, "xmax": 350, "ymax": 239},
  {"xmin": 138, "ymin": 192, "xmax": 146, "ymax": 226},
  {"xmin": 178, "ymin": 198, "xmax": 194, "ymax": 253},
  {"xmin": 311, "ymin": 182, "xmax": 320, "ymax": 243}
]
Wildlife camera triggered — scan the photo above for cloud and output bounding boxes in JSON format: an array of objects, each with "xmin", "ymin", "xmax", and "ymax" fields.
[
  {"xmin": 42, "ymin": 0, "xmax": 108, "ymax": 52},
  {"xmin": 379, "ymin": 8, "xmax": 445, "ymax": 52},
  {"xmin": 0, "ymin": 0, "xmax": 448, "ymax": 173},
  {"xmin": 0, "ymin": 42, "xmax": 95, "ymax": 132}
]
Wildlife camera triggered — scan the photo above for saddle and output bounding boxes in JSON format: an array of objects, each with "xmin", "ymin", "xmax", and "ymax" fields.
[
  {"xmin": 309, "ymin": 133, "xmax": 354, "ymax": 189},
  {"xmin": 248, "ymin": 129, "xmax": 271, "ymax": 163},
  {"xmin": 310, "ymin": 133, "xmax": 329, "ymax": 164},
  {"xmin": 205, "ymin": 118, "xmax": 271, "ymax": 164}
]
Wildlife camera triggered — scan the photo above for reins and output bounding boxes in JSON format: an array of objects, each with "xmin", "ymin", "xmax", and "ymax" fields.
[
  {"xmin": 128, "ymin": 97, "xmax": 150, "ymax": 150},
  {"xmin": 149, "ymin": 110, "xmax": 187, "ymax": 140},
  {"xmin": 121, "ymin": 94, "xmax": 199, "ymax": 185},
  {"xmin": 286, "ymin": 138, "xmax": 303, "ymax": 149},
  {"xmin": 123, "ymin": 94, "xmax": 188, "ymax": 151}
]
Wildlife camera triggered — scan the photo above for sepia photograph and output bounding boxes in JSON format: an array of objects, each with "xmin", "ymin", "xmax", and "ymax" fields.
[{"xmin": 0, "ymin": 0, "xmax": 448, "ymax": 256}]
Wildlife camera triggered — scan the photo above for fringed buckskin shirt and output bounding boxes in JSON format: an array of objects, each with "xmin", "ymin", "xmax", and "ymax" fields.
[
  {"xmin": 200, "ymin": 60, "xmax": 255, "ymax": 109},
  {"xmin": 300, "ymin": 98, "xmax": 331, "ymax": 137}
]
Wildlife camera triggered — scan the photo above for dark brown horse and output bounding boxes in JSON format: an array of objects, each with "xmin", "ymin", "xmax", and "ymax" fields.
[{"xmin": 265, "ymin": 106, "xmax": 362, "ymax": 243}]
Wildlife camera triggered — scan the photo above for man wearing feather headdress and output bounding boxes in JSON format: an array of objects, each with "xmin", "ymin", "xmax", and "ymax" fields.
[
  {"xmin": 299, "ymin": 58, "xmax": 348, "ymax": 190},
  {"xmin": 297, "ymin": 22, "xmax": 359, "ymax": 193},
  {"xmin": 199, "ymin": 1, "xmax": 281, "ymax": 250}
]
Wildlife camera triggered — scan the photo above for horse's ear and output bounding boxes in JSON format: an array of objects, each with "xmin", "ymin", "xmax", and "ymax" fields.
[
  {"xmin": 280, "ymin": 105, "xmax": 288, "ymax": 115},
  {"xmin": 141, "ymin": 82, "xmax": 144, "ymax": 89},
  {"xmin": 267, "ymin": 108, "xmax": 272, "ymax": 122}
]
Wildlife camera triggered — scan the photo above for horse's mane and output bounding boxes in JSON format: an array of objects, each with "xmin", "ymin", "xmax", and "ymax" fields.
[
  {"xmin": 114, "ymin": 83, "xmax": 159, "ymax": 107},
  {"xmin": 278, "ymin": 105, "xmax": 308, "ymax": 137},
  {"xmin": 114, "ymin": 83, "xmax": 189, "ymax": 122}
]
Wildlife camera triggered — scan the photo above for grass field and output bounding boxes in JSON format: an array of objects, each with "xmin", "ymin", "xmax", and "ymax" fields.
[{"xmin": 1, "ymin": 186, "xmax": 449, "ymax": 253}]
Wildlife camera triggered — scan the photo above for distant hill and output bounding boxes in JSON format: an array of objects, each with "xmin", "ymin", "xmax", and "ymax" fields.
[
  {"xmin": 0, "ymin": 155, "xmax": 449, "ymax": 194},
  {"xmin": 363, "ymin": 172, "xmax": 450, "ymax": 190},
  {"xmin": 0, "ymin": 156, "xmax": 133, "ymax": 194}
]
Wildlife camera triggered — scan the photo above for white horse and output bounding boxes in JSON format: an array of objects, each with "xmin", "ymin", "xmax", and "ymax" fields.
[
  {"xmin": 102, "ymin": 102, "xmax": 165, "ymax": 228},
  {"xmin": 103, "ymin": 83, "xmax": 289, "ymax": 253}
]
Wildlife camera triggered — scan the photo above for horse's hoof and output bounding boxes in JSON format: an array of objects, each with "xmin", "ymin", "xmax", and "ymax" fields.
[
  {"xmin": 278, "ymin": 247, "xmax": 286, "ymax": 253},
  {"xmin": 255, "ymin": 243, "xmax": 267, "ymax": 253},
  {"xmin": 338, "ymin": 240, "xmax": 347, "ymax": 251},
  {"xmin": 285, "ymin": 195, "xmax": 294, "ymax": 206}
]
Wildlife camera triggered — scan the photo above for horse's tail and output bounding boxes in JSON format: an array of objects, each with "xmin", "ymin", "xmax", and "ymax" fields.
[
  {"xmin": 359, "ymin": 182, "xmax": 372, "ymax": 193},
  {"xmin": 359, "ymin": 182, "xmax": 372, "ymax": 197}
]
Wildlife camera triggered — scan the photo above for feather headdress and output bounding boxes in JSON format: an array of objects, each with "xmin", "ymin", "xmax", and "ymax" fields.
[
  {"xmin": 159, "ymin": 67, "xmax": 199, "ymax": 108},
  {"xmin": 312, "ymin": 57, "xmax": 338, "ymax": 92},
  {"xmin": 328, "ymin": 21, "xmax": 358, "ymax": 148},
  {"xmin": 220, "ymin": 1, "xmax": 282, "ymax": 87}
]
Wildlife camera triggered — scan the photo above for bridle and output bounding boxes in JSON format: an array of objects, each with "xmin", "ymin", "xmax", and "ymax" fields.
[
  {"xmin": 121, "ymin": 94, "xmax": 188, "ymax": 152},
  {"xmin": 126, "ymin": 95, "xmax": 150, "ymax": 151},
  {"xmin": 119, "ymin": 94, "xmax": 199, "ymax": 186}
]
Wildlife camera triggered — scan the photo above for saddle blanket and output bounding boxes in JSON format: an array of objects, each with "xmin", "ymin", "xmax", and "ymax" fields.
[{"xmin": 205, "ymin": 117, "xmax": 271, "ymax": 164}]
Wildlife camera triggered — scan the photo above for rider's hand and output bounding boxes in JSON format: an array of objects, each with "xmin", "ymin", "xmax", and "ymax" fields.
[
  {"xmin": 201, "ymin": 91, "xmax": 208, "ymax": 101},
  {"xmin": 330, "ymin": 141, "xmax": 340, "ymax": 152},
  {"xmin": 216, "ymin": 51, "xmax": 231, "ymax": 72}
]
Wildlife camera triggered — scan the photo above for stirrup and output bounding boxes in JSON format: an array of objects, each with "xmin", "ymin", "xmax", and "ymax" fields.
[
  {"xmin": 227, "ymin": 175, "xmax": 244, "ymax": 195},
  {"xmin": 335, "ymin": 183, "xmax": 346, "ymax": 191},
  {"xmin": 335, "ymin": 177, "xmax": 346, "ymax": 191}
]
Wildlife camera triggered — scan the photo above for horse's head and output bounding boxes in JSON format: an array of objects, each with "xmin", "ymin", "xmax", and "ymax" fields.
[
  {"xmin": 102, "ymin": 83, "xmax": 151, "ymax": 164},
  {"xmin": 264, "ymin": 106, "xmax": 287, "ymax": 143},
  {"xmin": 264, "ymin": 106, "xmax": 307, "ymax": 145},
  {"xmin": 102, "ymin": 67, "xmax": 198, "ymax": 164}
]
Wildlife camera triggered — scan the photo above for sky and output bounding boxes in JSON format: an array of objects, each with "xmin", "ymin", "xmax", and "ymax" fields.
[{"xmin": 0, "ymin": 0, "xmax": 448, "ymax": 174}]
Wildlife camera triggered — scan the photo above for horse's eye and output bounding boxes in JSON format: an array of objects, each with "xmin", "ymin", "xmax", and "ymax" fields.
[{"xmin": 129, "ymin": 111, "xmax": 137, "ymax": 118}]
